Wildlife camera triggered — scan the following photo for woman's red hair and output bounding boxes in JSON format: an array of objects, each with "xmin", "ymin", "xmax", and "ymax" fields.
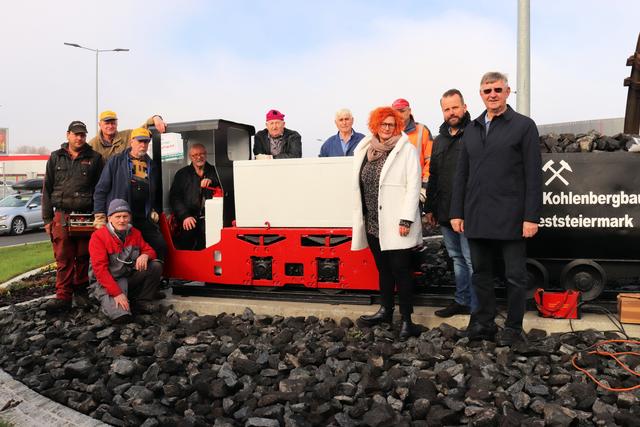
[{"xmin": 368, "ymin": 107, "xmax": 404, "ymax": 136}]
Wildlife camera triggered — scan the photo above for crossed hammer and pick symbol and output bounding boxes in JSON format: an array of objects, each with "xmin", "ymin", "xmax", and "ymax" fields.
[{"xmin": 542, "ymin": 159, "xmax": 572, "ymax": 186}]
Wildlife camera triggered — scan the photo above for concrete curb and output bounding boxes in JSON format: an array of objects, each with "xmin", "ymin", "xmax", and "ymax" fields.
[
  {"xmin": 0, "ymin": 369, "xmax": 108, "ymax": 427},
  {"xmin": 0, "ymin": 263, "xmax": 55, "ymax": 290},
  {"xmin": 164, "ymin": 293, "xmax": 640, "ymax": 336}
]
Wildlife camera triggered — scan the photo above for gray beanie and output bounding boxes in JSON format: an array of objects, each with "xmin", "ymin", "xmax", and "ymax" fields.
[{"xmin": 107, "ymin": 199, "xmax": 132, "ymax": 217}]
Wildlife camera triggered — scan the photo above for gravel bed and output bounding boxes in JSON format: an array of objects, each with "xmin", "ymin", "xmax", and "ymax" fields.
[{"xmin": 1, "ymin": 298, "xmax": 639, "ymax": 426}]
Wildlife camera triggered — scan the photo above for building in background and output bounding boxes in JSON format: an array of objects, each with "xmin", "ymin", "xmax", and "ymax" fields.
[{"xmin": 0, "ymin": 154, "xmax": 48, "ymax": 184}]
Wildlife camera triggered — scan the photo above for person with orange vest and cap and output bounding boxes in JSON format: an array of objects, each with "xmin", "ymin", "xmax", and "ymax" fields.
[{"xmin": 392, "ymin": 98, "xmax": 434, "ymax": 204}]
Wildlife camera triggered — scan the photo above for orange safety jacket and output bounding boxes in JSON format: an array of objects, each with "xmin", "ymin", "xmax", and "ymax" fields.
[{"xmin": 406, "ymin": 123, "xmax": 434, "ymax": 181}]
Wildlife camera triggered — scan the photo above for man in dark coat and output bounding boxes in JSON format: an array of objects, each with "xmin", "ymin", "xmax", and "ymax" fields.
[
  {"xmin": 425, "ymin": 89, "xmax": 476, "ymax": 318},
  {"xmin": 42, "ymin": 120, "xmax": 103, "ymax": 312},
  {"xmin": 450, "ymin": 72, "xmax": 542, "ymax": 346},
  {"xmin": 93, "ymin": 128, "xmax": 167, "ymax": 261},
  {"xmin": 253, "ymin": 109, "xmax": 302, "ymax": 158},
  {"xmin": 169, "ymin": 143, "xmax": 220, "ymax": 250}
]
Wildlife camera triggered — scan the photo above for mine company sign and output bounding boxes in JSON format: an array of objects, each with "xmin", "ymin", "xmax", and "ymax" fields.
[{"xmin": 530, "ymin": 152, "xmax": 640, "ymax": 259}]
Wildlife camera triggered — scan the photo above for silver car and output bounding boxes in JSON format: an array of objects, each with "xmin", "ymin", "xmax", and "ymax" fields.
[{"xmin": 0, "ymin": 192, "xmax": 44, "ymax": 235}]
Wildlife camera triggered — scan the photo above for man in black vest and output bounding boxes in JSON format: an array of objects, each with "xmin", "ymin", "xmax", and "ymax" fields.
[
  {"xmin": 42, "ymin": 121, "xmax": 103, "ymax": 312},
  {"xmin": 450, "ymin": 72, "xmax": 542, "ymax": 346}
]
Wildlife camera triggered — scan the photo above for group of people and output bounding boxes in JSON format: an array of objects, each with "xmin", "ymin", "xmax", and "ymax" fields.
[
  {"xmin": 41, "ymin": 70, "xmax": 543, "ymax": 346},
  {"xmin": 42, "ymin": 111, "xmax": 170, "ymax": 323},
  {"xmin": 352, "ymin": 71, "xmax": 542, "ymax": 345},
  {"xmin": 42, "ymin": 108, "xmax": 225, "ymax": 323}
]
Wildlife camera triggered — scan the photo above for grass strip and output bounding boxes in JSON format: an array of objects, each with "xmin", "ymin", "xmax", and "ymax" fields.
[{"xmin": 0, "ymin": 241, "xmax": 54, "ymax": 283}]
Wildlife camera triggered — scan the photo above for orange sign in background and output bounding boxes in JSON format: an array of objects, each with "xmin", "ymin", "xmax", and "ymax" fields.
[{"xmin": 0, "ymin": 128, "xmax": 6, "ymax": 154}]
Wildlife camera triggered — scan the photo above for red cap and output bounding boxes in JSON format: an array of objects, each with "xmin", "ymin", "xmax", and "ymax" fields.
[
  {"xmin": 266, "ymin": 109, "xmax": 285, "ymax": 121},
  {"xmin": 392, "ymin": 98, "xmax": 410, "ymax": 109}
]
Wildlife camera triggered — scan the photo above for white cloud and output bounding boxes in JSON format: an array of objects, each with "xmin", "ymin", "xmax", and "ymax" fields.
[{"xmin": 1, "ymin": 1, "xmax": 638, "ymax": 157}]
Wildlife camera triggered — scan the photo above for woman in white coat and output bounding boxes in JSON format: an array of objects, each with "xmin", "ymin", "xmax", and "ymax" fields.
[{"xmin": 352, "ymin": 106, "xmax": 422, "ymax": 340}]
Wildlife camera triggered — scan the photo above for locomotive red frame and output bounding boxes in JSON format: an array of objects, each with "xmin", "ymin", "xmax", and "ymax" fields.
[{"xmin": 154, "ymin": 119, "xmax": 379, "ymax": 291}]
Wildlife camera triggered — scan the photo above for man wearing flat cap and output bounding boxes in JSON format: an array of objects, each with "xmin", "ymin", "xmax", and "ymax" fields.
[
  {"xmin": 89, "ymin": 110, "xmax": 168, "ymax": 161},
  {"xmin": 253, "ymin": 109, "xmax": 302, "ymax": 158},
  {"xmin": 42, "ymin": 120, "xmax": 104, "ymax": 313},
  {"xmin": 93, "ymin": 128, "xmax": 167, "ymax": 261},
  {"xmin": 89, "ymin": 199, "xmax": 162, "ymax": 323}
]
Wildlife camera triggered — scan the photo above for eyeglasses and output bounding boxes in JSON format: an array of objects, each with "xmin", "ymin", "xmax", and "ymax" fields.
[
  {"xmin": 191, "ymin": 152, "xmax": 207, "ymax": 157},
  {"xmin": 482, "ymin": 87, "xmax": 504, "ymax": 95},
  {"xmin": 380, "ymin": 123, "xmax": 396, "ymax": 129}
]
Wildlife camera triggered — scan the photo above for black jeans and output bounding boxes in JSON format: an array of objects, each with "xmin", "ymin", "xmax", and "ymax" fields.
[
  {"xmin": 133, "ymin": 216, "xmax": 167, "ymax": 262},
  {"xmin": 367, "ymin": 234, "xmax": 414, "ymax": 317},
  {"xmin": 468, "ymin": 238, "xmax": 527, "ymax": 330},
  {"xmin": 174, "ymin": 217, "xmax": 206, "ymax": 250}
]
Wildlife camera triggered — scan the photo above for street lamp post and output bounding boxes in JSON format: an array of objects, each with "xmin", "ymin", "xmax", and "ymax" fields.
[{"xmin": 64, "ymin": 43, "xmax": 130, "ymax": 133}]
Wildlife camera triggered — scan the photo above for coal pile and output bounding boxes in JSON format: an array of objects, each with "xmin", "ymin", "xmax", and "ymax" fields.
[
  {"xmin": 416, "ymin": 237, "xmax": 455, "ymax": 289},
  {"xmin": 539, "ymin": 131, "xmax": 640, "ymax": 153},
  {"xmin": 1, "ymin": 301, "xmax": 639, "ymax": 426}
]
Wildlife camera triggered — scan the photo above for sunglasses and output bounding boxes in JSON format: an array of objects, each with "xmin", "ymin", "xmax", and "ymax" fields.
[{"xmin": 482, "ymin": 87, "xmax": 504, "ymax": 94}]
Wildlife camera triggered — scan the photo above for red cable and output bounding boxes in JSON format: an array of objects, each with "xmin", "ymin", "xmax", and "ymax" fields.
[{"xmin": 571, "ymin": 339, "xmax": 640, "ymax": 392}]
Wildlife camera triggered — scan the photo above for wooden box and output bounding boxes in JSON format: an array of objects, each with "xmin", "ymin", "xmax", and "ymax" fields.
[{"xmin": 618, "ymin": 293, "xmax": 640, "ymax": 324}]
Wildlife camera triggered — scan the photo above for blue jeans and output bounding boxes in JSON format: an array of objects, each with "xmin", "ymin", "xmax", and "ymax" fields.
[{"xmin": 441, "ymin": 226, "xmax": 477, "ymax": 312}]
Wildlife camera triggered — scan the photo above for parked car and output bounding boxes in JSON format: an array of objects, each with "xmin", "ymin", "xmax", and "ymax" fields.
[
  {"xmin": 0, "ymin": 192, "xmax": 44, "ymax": 235},
  {"xmin": 11, "ymin": 178, "xmax": 44, "ymax": 193}
]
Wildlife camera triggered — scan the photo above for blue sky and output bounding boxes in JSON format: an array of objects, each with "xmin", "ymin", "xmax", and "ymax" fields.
[{"xmin": 1, "ymin": 1, "xmax": 639, "ymax": 156}]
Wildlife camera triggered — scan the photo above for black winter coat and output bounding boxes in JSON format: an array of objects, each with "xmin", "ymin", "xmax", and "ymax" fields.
[
  {"xmin": 42, "ymin": 143, "xmax": 103, "ymax": 224},
  {"xmin": 253, "ymin": 128, "xmax": 302, "ymax": 158},
  {"xmin": 169, "ymin": 162, "xmax": 220, "ymax": 221},
  {"xmin": 93, "ymin": 148, "xmax": 161, "ymax": 216},
  {"xmin": 450, "ymin": 106, "xmax": 542, "ymax": 240},
  {"xmin": 424, "ymin": 112, "xmax": 471, "ymax": 224}
]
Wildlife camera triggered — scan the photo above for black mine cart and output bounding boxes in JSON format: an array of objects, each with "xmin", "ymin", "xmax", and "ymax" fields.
[{"xmin": 527, "ymin": 152, "xmax": 640, "ymax": 300}]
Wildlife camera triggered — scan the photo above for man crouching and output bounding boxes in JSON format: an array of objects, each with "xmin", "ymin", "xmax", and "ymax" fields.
[{"xmin": 89, "ymin": 199, "xmax": 162, "ymax": 323}]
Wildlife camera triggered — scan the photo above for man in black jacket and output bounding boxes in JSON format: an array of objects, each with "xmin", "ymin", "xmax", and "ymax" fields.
[
  {"xmin": 253, "ymin": 109, "xmax": 302, "ymax": 158},
  {"xmin": 169, "ymin": 143, "xmax": 220, "ymax": 250},
  {"xmin": 42, "ymin": 120, "xmax": 103, "ymax": 312},
  {"xmin": 425, "ymin": 89, "xmax": 476, "ymax": 318},
  {"xmin": 450, "ymin": 72, "xmax": 542, "ymax": 346}
]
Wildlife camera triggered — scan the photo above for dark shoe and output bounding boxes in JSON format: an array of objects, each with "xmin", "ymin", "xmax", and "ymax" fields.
[
  {"xmin": 153, "ymin": 291, "xmax": 166, "ymax": 300},
  {"xmin": 43, "ymin": 298, "xmax": 72, "ymax": 313},
  {"xmin": 131, "ymin": 300, "xmax": 159, "ymax": 315},
  {"xmin": 358, "ymin": 306, "xmax": 393, "ymax": 327},
  {"xmin": 111, "ymin": 314, "xmax": 134, "ymax": 324},
  {"xmin": 434, "ymin": 302, "xmax": 470, "ymax": 318},
  {"xmin": 496, "ymin": 327, "xmax": 528, "ymax": 346},
  {"xmin": 73, "ymin": 287, "xmax": 92, "ymax": 308},
  {"xmin": 466, "ymin": 322, "xmax": 498, "ymax": 342},
  {"xmin": 399, "ymin": 320, "xmax": 422, "ymax": 340}
]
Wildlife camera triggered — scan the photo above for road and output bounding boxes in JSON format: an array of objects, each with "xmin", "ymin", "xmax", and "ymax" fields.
[{"xmin": 0, "ymin": 229, "xmax": 48, "ymax": 247}]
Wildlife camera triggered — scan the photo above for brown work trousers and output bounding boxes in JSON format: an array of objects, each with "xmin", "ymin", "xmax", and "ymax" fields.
[{"xmin": 50, "ymin": 211, "xmax": 90, "ymax": 301}]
